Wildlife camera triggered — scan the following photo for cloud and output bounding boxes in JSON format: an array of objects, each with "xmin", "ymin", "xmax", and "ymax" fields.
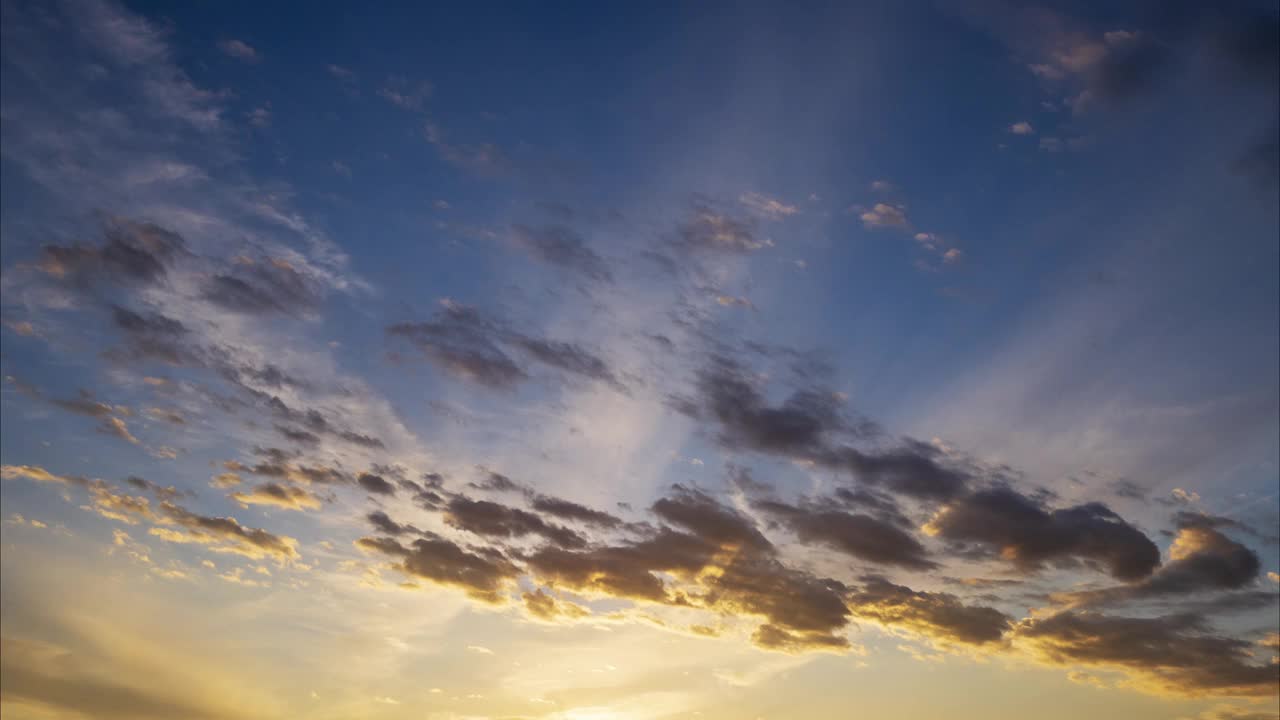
[
  {"xmin": 377, "ymin": 77, "xmax": 431, "ymax": 111},
  {"xmin": 923, "ymin": 487, "xmax": 1160, "ymax": 581},
  {"xmin": 366, "ymin": 510, "xmax": 421, "ymax": 536},
  {"xmin": 229, "ymin": 483, "xmax": 324, "ymax": 512},
  {"xmin": 677, "ymin": 357, "xmax": 970, "ymax": 500},
  {"xmin": 151, "ymin": 502, "xmax": 300, "ymax": 563},
  {"xmin": 751, "ymin": 499, "xmax": 937, "ymax": 570},
  {"xmin": 444, "ymin": 496, "xmax": 586, "ymax": 549},
  {"xmin": 1051, "ymin": 526, "xmax": 1262, "ymax": 610},
  {"xmin": 200, "ymin": 258, "xmax": 322, "ymax": 317},
  {"xmin": 217, "ymin": 39, "xmax": 260, "ymax": 63},
  {"xmin": 859, "ymin": 203, "xmax": 909, "ymax": 230},
  {"xmin": 510, "ymin": 224, "xmax": 613, "ymax": 282},
  {"xmin": 1009, "ymin": 121, "xmax": 1035, "ymax": 135},
  {"xmin": 355, "ymin": 534, "xmax": 519, "ymax": 603},
  {"xmin": 847, "ymin": 576, "xmax": 1011, "ymax": 646},
  {"xmin": 36, "ymin": 217, "xmax": 186, "ymax": 287},
  {"xmin": 677, "ymin": 204, "xmax": 769, "ymax": 253},
  {"xmin": 388, "ymin": 300, "xmax": 623, "ymax": 391},
  {"xmin": 523, "ymin": 587, "xmax": 590, "ymax": 621},
  {"xmin": 388, "ymin": 303, "xmax": 528, "ymax": 389},
  {"xmin": 739, "ymin": 192, "xmax": 798, "ymax": 219},
  {"xmin": 1015, "ymin": 612, "xmax": 1279, "ymax": 697},
  {"xmin": 423, "ymin": 122, "xmax": 511, "ymax": 176}
]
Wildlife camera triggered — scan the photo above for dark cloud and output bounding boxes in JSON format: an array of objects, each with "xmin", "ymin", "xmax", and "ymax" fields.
[
  {"xmin": 356, "ymin": 472, "xmax": 396, "ymax": 496},
  {"xmin": 1015, "ymin": 611, "xmax": 1279, "ymax": 696},
  {"xmin": 817, "ymin": 442, "xmax": 969, "ymax": 501},
  {"xmin": 37, "ymin": 218, "xmax": 185, "ymax": 287},
  {"xmin": 651, "ymin": 485, "xmax": 772, "ymax": 551},
  {"xmin": 275, "ymin": 425, "xmax": 321, "ymax": 445},
  {"xmin": 924, "ymin": 487, "xmax": 1160, "ymax": 581},
  {"xmin": 469, "ymin": 470, "xmax": 526, "ymax": 493},
  {"xmin": 388, "ymin": 302, "xmax": 623, "ymax": 391},
  {"xmin": 260, "ymin": 395, "xmax": 386, "ymax": 450},
  {"xmin": 686, "ymin": 357, "xmax": 842, "ymax": 455},
  {"xmin": 123, "ymin": 475, "xmax": 190, "ymax": 502},
  {"xmin": 1086, "ymin": 32, "xmax": 1173, "ymax": 103},
  {"xmin": 530, "ymin": 494, "xmax": 622, "ymax": 528},
  {"xmin": 1053, "ymin": 526, "xmax": 1263, "ymax": 610},
  {"xmin": 356, "ymin": 533, "xmax": 519, "ymax": 603},
  {"xmin": 444, "ymin": 496, "xmax": 586, "ymax": 548},
  {"xmin": 228, "ymin": 482, "xmax": 324, "ymax": 511},
  {"xmin": 847, "ymin": 576, "xmax": 1011, "ymax": 646},
  {"xmin": 525, "ymin": 488, "xmax": 854, "ymax": 652},
  {"xmin": 681, "ymin": 358, "xmax": 969, "ymax": 500},
  {"xmin": 389, "ymin": 304, "xmax": 528, "ymax": 390},
  {"xmin": 366, "ymin": 510, "xmax": 421, "ymax": 536},
  {"xmin": 156, "ymin": 501, "xmax": 299, "ymax": 561},
  {"xmin": 511, "ymin": 224, "xmax": 613, "ymax": 283},
  {"xmin": 200, "ymin": 258, "xmax": 320, "ymax": 316},
  {"xmin": 523, "ymin": 587, "xmax": 589, "ymax": 621},
  {"xmin": 753, "ymin": 498, "xmax": 937, "ymax": 570},
  {"xmin": 831, "ymin": 487, "xmax": 913, "ymax": 527},
  {"xmin": 109, "ymin": 306, "xmax": 197, "ymax": 365},
  {"xmin": 511, "ymin": 337, "xmax": 624, "ymax": 390},
  {"xmin": 50, "ymin": 389, "xmax": 116, "ymax": 419}
]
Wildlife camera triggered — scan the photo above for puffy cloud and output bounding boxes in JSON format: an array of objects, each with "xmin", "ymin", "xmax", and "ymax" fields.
[
  {"xmin": 388, "ymin": 300, "xmax": 622, "ymax": 391},
  {"xmin": 677, "ymin": 358, "xmax": 970, "ymax": 500},
  {"xmin": 924, "ymin": 487, "xmax": 1160, "ymax": 581},
  {"xmin": 444, "ymin": 496, "xmax": 586, "ymax": 549},
  {"xmin": 752, "ymin": 499, "xmax": 937, "ymax": 570},
  {"xmin": 229, "ymin": 483, "xmax": 324, "ymax": 512},
  {"xmin": 677, "ymin": 204, "xmax": 768, "ymax": 253},
  {"xmin": 217, "ymin": 38, "xmax": 259, "ymax": 62},
  {"xmin": 739, "ymin": 192, "xmax": 798, "ymax": 219},
  {"xmin": 847, "ymin": 576, "xmax": 1011, "ymax": 646},
  {"xmin": 522, "ymin": 587, "xmax": 589, "ymax": 621},
  {"xmin": 151, "ymin": 502, "xmax": 300, "ymax": 563},
  {"xmin": 1014, "ymin": 612, "xmax": 1279, "ymax": 697},
  {"xmin": 1009, "ymin": 121, "xmax": 1035, "ymax": 135},
  {"xmin": 859, "ymin": 203, "xmax": 909, "ymax": 229},
  {"xmin": 355, "ymin": 534, "xmax": 519, "ymax": 603},
  {"xmin": 1052, "ymin": 526, "xmax": 1262, "ymax": 609}
]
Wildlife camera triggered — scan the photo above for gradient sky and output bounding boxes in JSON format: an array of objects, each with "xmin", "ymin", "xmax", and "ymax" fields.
[{"xmin": 2, "ymin": 1, "xmax": 1279, "ymax": 719}]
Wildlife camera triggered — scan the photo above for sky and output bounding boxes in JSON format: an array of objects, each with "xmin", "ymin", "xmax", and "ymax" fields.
[{"xmin": 0, "ymin": 0, "xmax": 1278, "ymax": 718}]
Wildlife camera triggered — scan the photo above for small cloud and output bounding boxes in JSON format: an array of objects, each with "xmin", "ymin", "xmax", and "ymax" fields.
[
  {"xmin": 246, "ymin": 106, "xmax": 271, "ymax": 128},
  {"xmin": 2, "ymin": 319, "xmax": 37, "ymax": 336},
  {"xmin": 1171, "ymin": 488, "xmax": 1201, "ymax": 505},
  {"xmin": 1266, "ymin": 571, "xmax": 1278, "ymax": 584},
  {"xmin": 1039, "ymin": 137, "xmax": 1063, "ymax": 153},
  {"xmin": 1009, "ymin": 121, "xmax": 1035, "ymax": 135},
  {"xmin": 869, "ymin": 179, "xmax": 896, "ymax": 193},
  {"xmin": 859, "ymin": 203, "xmax": 909, "ymax": 230},
  {"xmin": 327, "ymin": 64, "xmax": 356, "ymax": 82},
  {"xmin": 378, "ymin": 78, "xmax": 432, "ymax": 111},
  {"xmin": 218, "ymin": 39, "xmax": 260, "ymax": 63},
  {"xmin": 434, "ymin": 200, "xmax": 450, "ymax": 210},
  {"xmin": 1029, "ymin": 63, "xmax": 1066, "ymax": 80},
  {"xmin": 715, "ymin": 295, "xmax": 753, "ymax": 309},
  {"xmin": 466, "ymin": 645, "xmax": 494, "ymax": 655},
  {"xmin": 1103, "ymin": 30, "xmax": 1137, "ymax": 46},
  {"xmin": 739, "ymin": 192, "xmax": 798, "ymax": 219},
  {"xmin": 942, "ymin": 248, "xmax": 963, "ymax": 264},
  {"xmin": 332, "ymin": 161, "xmax": 352, "ymax": 178}
]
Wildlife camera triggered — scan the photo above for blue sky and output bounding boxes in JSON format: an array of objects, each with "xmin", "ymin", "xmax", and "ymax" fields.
[{"xmin": 1, "ymin": 1, "xmax": 1278, "ymax": 718}]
